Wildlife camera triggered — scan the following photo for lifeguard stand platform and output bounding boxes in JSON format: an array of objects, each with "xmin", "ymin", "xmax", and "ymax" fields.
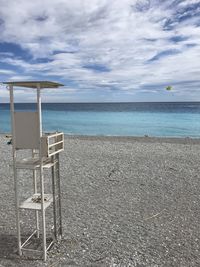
[{"xmin": 3, "ymin": 81, "xmax": 64, "ymax": 261}]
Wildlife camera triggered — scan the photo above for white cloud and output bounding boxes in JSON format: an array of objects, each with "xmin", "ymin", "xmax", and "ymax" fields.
[
  {"xmin": 178, "ymin": 0, "xmax": 200, "ymax": 7},
  {"xmin": 0, "ymin": 0, "xmax": 200, "ymax": 101},
  {"xmin": 9, "ymin": 75, "xmax": 33, "ymax": 81},
  {"xmin": 0, "ymin": 69, "xmax": 15, "ymax": 75}
]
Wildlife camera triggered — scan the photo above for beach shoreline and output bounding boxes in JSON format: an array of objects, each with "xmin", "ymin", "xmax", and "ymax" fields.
[
  {"xmin": 64, "ymin": 134, "xmax": 200, "ymax": 144},
  {"xmin": 0, "ymin": 135, "xmax": 200, "ymax": 266},
  {"xmin": 2, "ymin": 132, "xmax": 200, "ymax": 144}
]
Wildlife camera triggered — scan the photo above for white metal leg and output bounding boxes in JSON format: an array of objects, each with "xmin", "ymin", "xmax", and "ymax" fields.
[
  {"xmin": 39, "ymin": 166, "xmax": 47, "ymax": 261},
  {"xmin": 56, "ymin": 154, "xmax": 62, "ymax": 238},
  {"xmin": 9, "ymin": 85, "xmax": 22, "ymax": 256},
  {"xmin": 51, "ymin": 158, "xmax": 57, "ymax": 240},
  {"xmin": 14, "ymin": 169, "xmax": 22, "ymax": 256},
  {"xmin": 33, "ymin": 169, "xmax": 40, "ymax": 238},
  {"xmin": 32, "ymin": 149, "xmax": 40, "ymax": 238},
  {"xmin": 37, "ymin": 85, "xmax": 47, "ymax": 261}
]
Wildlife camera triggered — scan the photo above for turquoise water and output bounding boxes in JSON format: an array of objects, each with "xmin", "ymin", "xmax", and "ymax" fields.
[{"xmin": 1, "ymin": 103, "xmax": 200, "ymax": 137}]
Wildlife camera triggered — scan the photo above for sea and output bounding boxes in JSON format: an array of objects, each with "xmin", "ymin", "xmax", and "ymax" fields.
[{"xmin": 0, "ymin": 102, "xmax": 200, "ymax": 138}]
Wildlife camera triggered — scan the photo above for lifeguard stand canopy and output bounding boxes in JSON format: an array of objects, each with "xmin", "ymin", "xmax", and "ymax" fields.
[{"xmin": 3, "ymin": 81, "xmax": 64, "ymax": 89}]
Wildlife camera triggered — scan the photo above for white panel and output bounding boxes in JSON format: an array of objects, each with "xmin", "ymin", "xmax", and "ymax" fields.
[{"xmin": 14, "ymin": 112, "xmax": 40, "ymax": 149}]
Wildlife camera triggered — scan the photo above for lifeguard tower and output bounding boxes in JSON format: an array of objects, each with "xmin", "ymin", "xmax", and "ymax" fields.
[{"xmin": 3, "ymin": 81, "xmax": 64, "ymax": 261}]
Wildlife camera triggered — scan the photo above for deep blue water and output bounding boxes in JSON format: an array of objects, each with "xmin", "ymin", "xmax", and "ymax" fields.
[{"xmin": 1, "ymin": 102, "xmax": 200, "ymax": 137}]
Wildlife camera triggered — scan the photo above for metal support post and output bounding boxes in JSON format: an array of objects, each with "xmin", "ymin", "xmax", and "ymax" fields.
[
  {"xmin": 37, "ymin": 84, "xmax": 47, "ymax": 261},
  {"xmin": 56, "ymin": 153, "xmax": 62, "ymax": 238},
  {"xmin": 9, "ymin": 85, "xmax": 22, "ymax": 256},
  {"xmin": 51, "ymin": 155, "xmax": 57, "ymax": 240},
  {"xmin": 32, "ymin": 150, "xmax": 39, "ymax": 238}
]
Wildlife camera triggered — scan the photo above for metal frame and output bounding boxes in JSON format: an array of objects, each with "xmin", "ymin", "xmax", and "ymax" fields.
[{"xmin": 6, "ymin": 81, "xmax": 64, "ymax": 261}]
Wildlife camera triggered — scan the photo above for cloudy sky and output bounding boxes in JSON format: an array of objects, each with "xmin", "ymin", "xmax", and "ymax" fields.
[{"xmin": 0, "ymin": 0, "xmax": 200, "ymax": 102}]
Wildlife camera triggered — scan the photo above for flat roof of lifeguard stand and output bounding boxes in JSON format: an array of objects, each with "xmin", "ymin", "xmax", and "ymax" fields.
[{"xmin": 3, "ymin": 81, "xmax": 64, "ymax": 89}]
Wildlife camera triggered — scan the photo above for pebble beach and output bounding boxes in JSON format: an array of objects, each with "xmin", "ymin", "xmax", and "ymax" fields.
[{"xmin": 0, "ymin": 135, "xmax": 200, "ymax": 267}]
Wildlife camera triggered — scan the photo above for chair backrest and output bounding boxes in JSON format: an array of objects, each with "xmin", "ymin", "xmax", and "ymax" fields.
[{"xmin": 14, "ymin": 111, "xmax": 40, "ymax": 150}]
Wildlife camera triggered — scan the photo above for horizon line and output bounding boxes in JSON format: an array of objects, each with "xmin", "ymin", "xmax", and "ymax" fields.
[{"xmin": 1, "ymin": 101, "xmax": 200, "ymax": 104}]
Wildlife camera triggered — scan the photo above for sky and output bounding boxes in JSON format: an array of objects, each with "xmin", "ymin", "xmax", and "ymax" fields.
[{"xmin": 0, "ymin": 0, "xmax": 200, "ymax": 102}]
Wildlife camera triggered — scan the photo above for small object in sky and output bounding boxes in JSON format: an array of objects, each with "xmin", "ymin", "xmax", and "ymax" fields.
[{"xmin": 166, "ymin": 86, "xmax": 172, "ymax": 91}]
